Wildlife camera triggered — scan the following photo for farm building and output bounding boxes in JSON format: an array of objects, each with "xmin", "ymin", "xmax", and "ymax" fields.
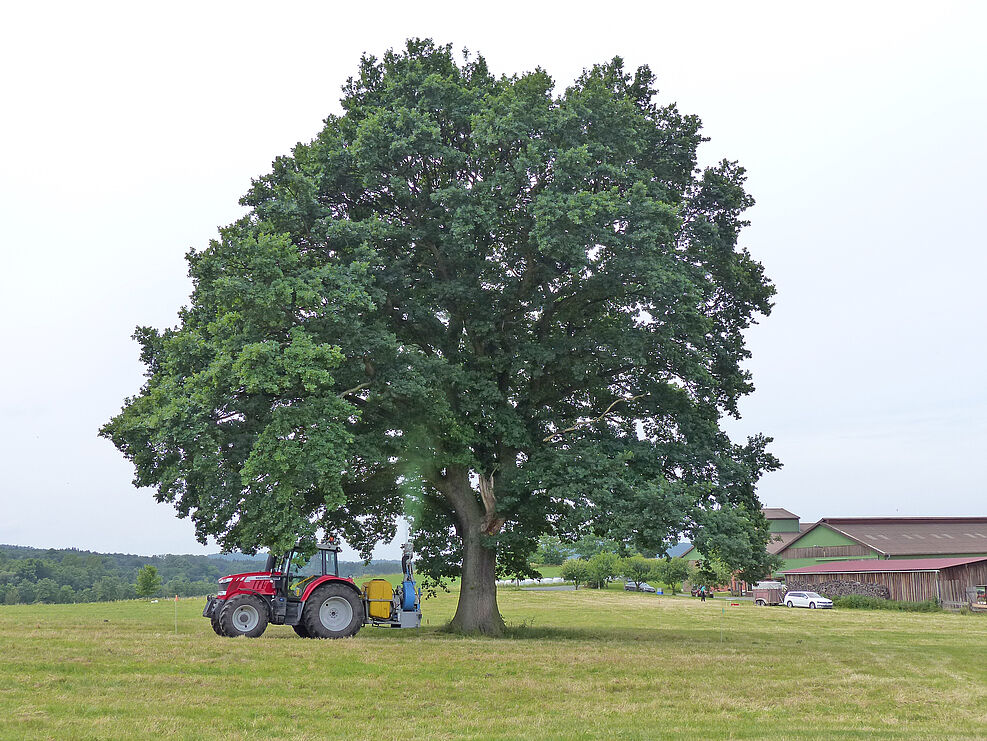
[
  {"xmin": 774, "ymin": 517, "xmax": 987, "ymax": 571},
  {"xmin": 762, "ymin": 508, "xmax": 812, "ymax": 555},
  {"xmin": 781, "ymin": 556, "xmax": 987, "ymax": 606},
  {"xmin": 678, "ymin": 511, "xmax": 987, "ymax": 599}
]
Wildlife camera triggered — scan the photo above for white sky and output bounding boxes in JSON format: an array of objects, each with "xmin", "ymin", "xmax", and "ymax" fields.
[{"xmin": 1, "ymin": 1, "xmax": 984, "ymax": 559}]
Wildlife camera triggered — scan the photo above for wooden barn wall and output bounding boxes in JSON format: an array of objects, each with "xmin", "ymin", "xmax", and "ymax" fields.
[
  {"xmin": 939, "ymin": 562, "xmax": 987, "ymax": 603},
  {"xmin": 792, "ymin": 571, "xmax": 938, "ymax": 601},
  {"xmin": 791, "ymin": 561, "xmax": 987, "ymax": 602}
]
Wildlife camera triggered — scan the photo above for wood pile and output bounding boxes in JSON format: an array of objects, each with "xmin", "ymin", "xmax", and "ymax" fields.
[{"xmin": 786, "ymin": 579, "xmax": 891, "ymax": 600}]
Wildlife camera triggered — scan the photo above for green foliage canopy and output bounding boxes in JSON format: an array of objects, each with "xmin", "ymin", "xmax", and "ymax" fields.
[
  {"xmin": 532, "ymin": 536, "xmax": 571, "ymax": 565},
  {"xmin": 689, "ymin": 557, "xmax": 733, "ymax": 590},
  {"xmin": 101, "ymin": 40, "xmax": 779, "ymax": 628}
]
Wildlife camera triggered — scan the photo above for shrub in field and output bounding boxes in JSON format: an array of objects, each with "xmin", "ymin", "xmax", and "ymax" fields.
[
  {"xmin": 560, "ymin": 559, "xmax": 592, "ymax": 590},
  {"xmin": 833, "ymin": 595, "xmax": 941, "ymax": 612},
  {"xmin": 621, "ymin": 556, "xmax": 657, "ymax": 590},
  {"xmin": 588, "ymin": 552, "xmax": 621, "ymax": 589},
  {"xmin": 653, "ymin": 557, "xmax": 690, "ymax": 595}
]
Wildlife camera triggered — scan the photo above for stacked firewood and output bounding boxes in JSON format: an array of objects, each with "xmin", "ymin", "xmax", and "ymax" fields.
[{"xmin": 786, "ymin": 579, "xmax": 890, "ymax": 600}]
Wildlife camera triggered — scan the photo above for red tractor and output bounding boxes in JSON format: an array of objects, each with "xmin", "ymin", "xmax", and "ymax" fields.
[{"xmin": 202, "ymin": 539, "xmax": 421, "ymax": 639}]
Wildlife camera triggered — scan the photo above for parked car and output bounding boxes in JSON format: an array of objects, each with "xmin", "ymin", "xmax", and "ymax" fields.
[
  {"xmin": 624, "ymin": 581, "xmax": 657, "ymax": 593},
  {"xmin": 784, "ymin": 591, "xmax": 833, "ymax": 609}
]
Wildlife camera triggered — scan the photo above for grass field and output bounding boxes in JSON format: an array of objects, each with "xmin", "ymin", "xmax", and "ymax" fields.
[{"xmin": 1, "ymin": 587, "xmax": 985, "ymax": 740}]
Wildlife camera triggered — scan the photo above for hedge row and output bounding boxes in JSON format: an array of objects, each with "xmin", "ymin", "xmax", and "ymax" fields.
[{"xmin": 832, "ymin": 595, "xmax": 942, "ymax": 612}]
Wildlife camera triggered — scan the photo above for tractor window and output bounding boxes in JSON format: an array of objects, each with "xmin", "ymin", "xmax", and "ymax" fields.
[
  {"xmin": 290, "ymin": 553, "xmax": 323, "ymax": 579},
  {"xmin": 274, "ymin": 553, "xmax": 293, "ymax": 576},
  {"xmin": 324, "ymin": 550, "xmax": 338, "ymax": 577}
]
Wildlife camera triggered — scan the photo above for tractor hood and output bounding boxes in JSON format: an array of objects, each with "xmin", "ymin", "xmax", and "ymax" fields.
[{"xmin": 218, "ymin": 571, "xmax": 275, "ymax": 584}]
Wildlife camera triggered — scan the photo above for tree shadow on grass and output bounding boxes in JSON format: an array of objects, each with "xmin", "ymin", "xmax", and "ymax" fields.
[{"xmin": 477, "ymin": 621, "xmax": 757, "ymax": 645}]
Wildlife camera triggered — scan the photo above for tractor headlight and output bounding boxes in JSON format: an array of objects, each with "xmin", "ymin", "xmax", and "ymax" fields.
[
  {"xmin": 217, "ymin": 591, "xmax": 226, "ymax": 597},
  {"xmin": 218, "ymin": 577, "xmax": 233, "ymax": 584}
]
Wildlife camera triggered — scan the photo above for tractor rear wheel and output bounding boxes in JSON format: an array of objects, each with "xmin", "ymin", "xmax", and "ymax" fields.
[
  {"xmin": 302, "ymin": 584, "xmax": 364, "ymax": 639},
  {"xmin": 292, "ymin": 623, "xmax": 312, "ymax": 638},
  {"xmin": 219, "ymin": 595, "xmax": 269, "ymax": 638}
]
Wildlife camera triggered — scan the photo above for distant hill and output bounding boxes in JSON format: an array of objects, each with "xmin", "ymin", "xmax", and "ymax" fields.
[
  {"xmin": 207, "ymin": 552, "xmax": 267, "ymax": 562},
  {"xmin": 0, "ymin": 544, "xmax": 403, "ymax": 606}
]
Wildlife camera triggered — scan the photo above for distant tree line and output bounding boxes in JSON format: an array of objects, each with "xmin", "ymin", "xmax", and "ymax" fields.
[
  {"xmin": 0, "ymin": 544, "xmax": 401, "ymax": 605},
  {"xmin": 532, "ymin": 535, "xmax": 755, "ymax": 594},
  {"xmin": 559, "ymin": 554, "xmax": 694, "ymax": 592}
]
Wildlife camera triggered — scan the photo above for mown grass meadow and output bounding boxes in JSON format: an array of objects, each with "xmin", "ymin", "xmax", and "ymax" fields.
[{"xmin": 1, "ymin": 586, "xmax": 985, "ymax": 740}]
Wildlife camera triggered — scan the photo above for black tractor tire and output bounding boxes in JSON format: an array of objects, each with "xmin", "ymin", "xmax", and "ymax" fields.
[
  {"xmin": 302, "ymin": 583, "xmax": 364, "ymax": 639},
  {"xmin": 219, "ymin": 595, "xmax": 269, "ymax": 638},
  {"xmin": 292, "ymin": 623, "xmax": 312, "ymax": 638},
  {"xmin": 211, "ymin": 609, "xmax": 227, "ymax": 637}
]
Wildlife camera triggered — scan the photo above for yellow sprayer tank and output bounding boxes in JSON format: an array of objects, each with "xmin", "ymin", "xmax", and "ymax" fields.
[{"xmin": 363, "ymin": 579, "xmax": 393, "ymax": 620}]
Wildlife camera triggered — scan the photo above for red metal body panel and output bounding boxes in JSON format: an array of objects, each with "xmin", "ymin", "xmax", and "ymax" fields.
[
  {"xmin": 219, "ymin": 571, "xmax": 277, "ymax": 600},
  {"xmin": 219, "ymin": 570, "xmax": 358, "ymax": 603},
  {"xmin": 299, "ymin": 575, "xmax": 358, "ymax": 601}
]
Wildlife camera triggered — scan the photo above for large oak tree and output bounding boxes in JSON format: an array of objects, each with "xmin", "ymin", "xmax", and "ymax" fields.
[{"xmin": 102, "ymin": 40, "xmax": 779, "ymax": 634}]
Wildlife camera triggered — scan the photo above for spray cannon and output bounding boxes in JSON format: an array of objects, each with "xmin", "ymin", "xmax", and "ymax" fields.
[{"xmin": 364, "ymin": 541, "xmax": 421, "ymax": 628}]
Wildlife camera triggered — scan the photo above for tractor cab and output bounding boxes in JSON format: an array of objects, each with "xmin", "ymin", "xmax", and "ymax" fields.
[{"xmin": 270, "ymin": 541, "xmax": 341, "ymax": 597}]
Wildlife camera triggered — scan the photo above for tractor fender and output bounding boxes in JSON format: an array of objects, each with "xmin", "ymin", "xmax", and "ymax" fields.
[
  {"xmin": 220, "ymin": 583, "xmax": 277, "ymax": 620},
  {"xmin": 299, "ymin": 576, "xmax": 362, "ymax": 603}
]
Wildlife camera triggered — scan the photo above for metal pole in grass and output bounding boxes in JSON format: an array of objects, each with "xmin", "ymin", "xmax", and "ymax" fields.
[
  {"xmin": 720, "ymin": 602, "xmax": 724, "ymax": 643},
  {"xmin": 174, "ymin": 595, "xmax": 178, "ymax": 635}
]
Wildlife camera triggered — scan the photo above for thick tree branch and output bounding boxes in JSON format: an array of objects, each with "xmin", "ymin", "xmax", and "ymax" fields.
[
  {"xmin": 542, "ymin": 394, "xmax": 647, "ymax": 442},
  {"xmin": 337, "ymin": 382, "xmax": 370, "ymax": 398},
  {"xmin": 477, "ymin": 472, "xmax": 505, "ymax": 536}
]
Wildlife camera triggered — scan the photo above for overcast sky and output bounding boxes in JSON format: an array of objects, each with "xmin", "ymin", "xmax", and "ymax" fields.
[{"xmin": 1, "ymin": 2, "xmax": 984, "ymax": 560}]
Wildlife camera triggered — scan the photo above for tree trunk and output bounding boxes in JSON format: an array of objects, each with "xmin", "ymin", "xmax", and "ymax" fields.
[
  {"xmin": 448, "ymin": 529, "xmax": 505, "ymax": 635},
  {"xmin": 440, "ymin": 466, "xmax": 506, "ymax": 636}
]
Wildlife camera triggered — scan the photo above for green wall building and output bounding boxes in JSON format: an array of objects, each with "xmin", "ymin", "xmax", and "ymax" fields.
[
  {"xmin": 682, "ymin": 511, "xmax": 987, "ymax": 579},
  {"xmin": 775, "ymin": 517, "xmax": 987, "ymax": 574}
]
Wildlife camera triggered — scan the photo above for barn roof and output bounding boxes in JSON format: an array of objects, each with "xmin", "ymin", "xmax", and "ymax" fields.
[
  {"xmin": 665, "ymin": 542, "xmax": 692, "ymax": 558},
  {"xmin": 782, "ymin": 556, "xmax": 987, "ymax": 574},
  {"xmin": 780, "ymin": 517, "xmax": 987, "ymax": 556},
  {"xmin": 762, "ymin": 507, "xmax": 799, "ymax": 520}
]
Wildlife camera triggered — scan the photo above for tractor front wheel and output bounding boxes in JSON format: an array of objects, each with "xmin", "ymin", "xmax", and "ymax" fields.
[
  {"xmin": 211, "ymin": 609, "xmax": 227, "ymax": 636},
  {"xmin": 303, "ymin": 584, "xmax": 364, "ymax": 639},
  {"xmin": 219, "ymin": 595, "xmax": 269, "ymax": 638}
]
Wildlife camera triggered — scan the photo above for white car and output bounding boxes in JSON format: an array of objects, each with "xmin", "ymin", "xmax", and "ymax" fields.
[{"xmin": 784, "ymin": 591, "xmax": 833, "ymax": 609}]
